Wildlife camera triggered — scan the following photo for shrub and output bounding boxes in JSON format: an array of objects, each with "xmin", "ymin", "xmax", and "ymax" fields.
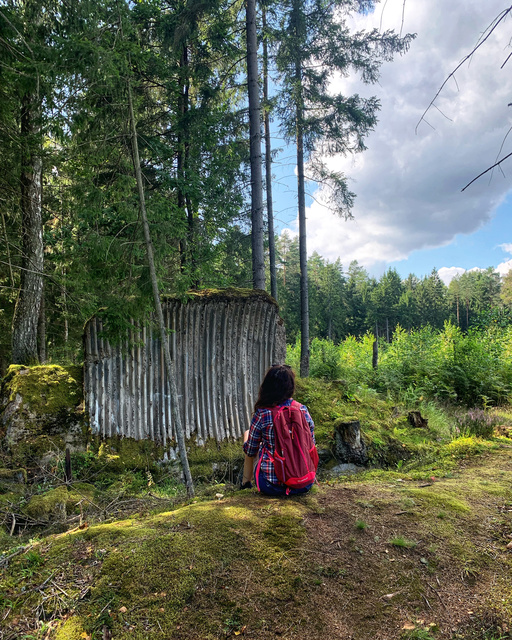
[
  {"xmin": 453, "ymin": 408, "xmax": 501, "ymax": 439},
  {"xmin": 309, "ymin": 338, "xmax": 342, "ymax": 380}
]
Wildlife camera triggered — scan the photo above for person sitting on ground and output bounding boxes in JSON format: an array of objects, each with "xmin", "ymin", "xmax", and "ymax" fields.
[{"xmin": 241, "ymin": 364, "xmax": 316, "ymax": 496}]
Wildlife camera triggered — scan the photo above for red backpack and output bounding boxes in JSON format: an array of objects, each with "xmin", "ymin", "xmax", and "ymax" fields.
[{"xmin": 269, "ymin": 400, "xmax": 319, "ymax": 489}]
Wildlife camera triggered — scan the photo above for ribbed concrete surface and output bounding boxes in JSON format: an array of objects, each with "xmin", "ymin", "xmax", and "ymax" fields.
[{"xmin": 84, "ymin": 292, "xmax": 286, "ymax": 444}]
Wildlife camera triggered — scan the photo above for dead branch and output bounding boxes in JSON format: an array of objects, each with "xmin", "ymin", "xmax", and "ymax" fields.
[
  {"xmin": 416, "ymin": 5, "xmax": 512, "ymax": 134},
  {"xmin": 0, "ymin": 543, "xmax": 34, "ymax": 568},
  {"xmin": 462, "ymin": 150, "xmax": 512, "ymax": 191}
]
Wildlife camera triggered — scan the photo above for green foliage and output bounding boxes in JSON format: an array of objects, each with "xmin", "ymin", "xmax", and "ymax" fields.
[
  {"xmin": 389, "ymin": 536, "xmax": 417, "ymax": 549},
  {"xmin": 291, "ymin": 323, "xmax": 512, "ymax": 408},
  {"xmin": 401, "ymin": 626, "xmax": 437, "ymax": 640}
]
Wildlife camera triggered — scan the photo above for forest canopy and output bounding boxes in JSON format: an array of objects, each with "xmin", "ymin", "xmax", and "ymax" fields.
[{"xmin": 0, "ymin": 0, "xmax": 507, "ymax": 374}]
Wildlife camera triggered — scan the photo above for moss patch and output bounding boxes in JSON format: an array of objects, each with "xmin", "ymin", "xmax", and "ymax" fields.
[
  {"xmin": 0, "ymin": 467, "xmax": 26, "ymax": 483},
  {"xmin": 54, "ymin": 617, "xmax": 88, "ymax": 640},
  {"xmin": 163, "ymin": 286, "xmax": 278, "ymax": 307},
  {"xmin": 0, "ymin": 365, "xmax": 87, "ymax": 466},
  {"xmin": 186, "ymin": 437, "xmax": 244, "ymax": 483},
  {"xmin": 24, "ymin": 484, "xmax": 95, "ymax": 521},
  {"xmin": 1, "ymin": 364, "xmax": 83, "ymax": 415},
  {"xmin": 1, "ymin": 447, "xmax": 512, "ymax": 639}
]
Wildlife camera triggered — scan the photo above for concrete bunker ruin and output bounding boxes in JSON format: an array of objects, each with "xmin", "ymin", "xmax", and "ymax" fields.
[{"xmin": 84, "ymin": 289, "xmax": 286, "ymax": 445}]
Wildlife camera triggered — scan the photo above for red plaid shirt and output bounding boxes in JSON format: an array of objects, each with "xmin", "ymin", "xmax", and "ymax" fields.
[{"xmin": 243, "ymin": 398, "xmax": 315, "ymax": 486}]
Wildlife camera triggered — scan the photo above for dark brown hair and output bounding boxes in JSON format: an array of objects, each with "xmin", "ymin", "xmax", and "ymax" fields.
[{"xmin": 254, "ymin": 364, "xmax": 295, "ymax": 410}]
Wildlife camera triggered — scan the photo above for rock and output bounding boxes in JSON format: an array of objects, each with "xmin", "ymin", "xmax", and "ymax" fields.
[
  {"xmin": 329, "ymin": 463, "xmax": 364, "ymax": 476},
  {"xmin": 0, "ymin": 468, "xmax": 27, "ymax": 484},
  {"xmin": 0, "ymin": 365, "xmax": 88, "ymax": 465},
  {"xmin": 333, "ymin": 419, "xmax": 368, "ymax": 466},
  {"xmin": 495, "ymin": 425, "xmax": 512, "ymax": 438},
  {"xmin": 407, "ymin": 411, "xmax": 428, "ymax": 429},
  {"xmin": 317, "ymin": 448, "xmax": 333, "ymax": 465},
  {"xmin": 24, "ymin": 484, "xmax": 95, "ymax": 522}
]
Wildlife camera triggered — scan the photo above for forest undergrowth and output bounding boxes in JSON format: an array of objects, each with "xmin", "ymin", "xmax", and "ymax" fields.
[
  {"xmin": 2, "ymin": 326, "xmax": 512, "ymax": 638},
  {"xmin": 1, "ymin": 439, "xmax": 511, "ymax": 640}
]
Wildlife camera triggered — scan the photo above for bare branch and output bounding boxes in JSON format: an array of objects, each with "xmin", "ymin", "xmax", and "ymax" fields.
[
  {"xmin": 462, "ymin": 150, "xmax": 512, "ymax": 191},
  {"xmin": 400, "ymin": 0, "xmax": 407, "ymax": 38},
  {"xmin": 416, "ymin": 5, "xmax": 512, "ymax": 134},
  {"xmin": 501, "ymin": 51, "xmax": 512, "ymax": 69}
]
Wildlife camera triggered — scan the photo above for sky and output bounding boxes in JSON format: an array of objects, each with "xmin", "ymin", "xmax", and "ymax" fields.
[{"xmin": 272, "ymin": 0, "xmax": 512, "ymax": 285}]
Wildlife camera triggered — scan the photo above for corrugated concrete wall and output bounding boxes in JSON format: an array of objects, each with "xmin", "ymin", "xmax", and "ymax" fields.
[{"xmin": 84, "ymin": 291, "xmax": 286, "ymax": 444}]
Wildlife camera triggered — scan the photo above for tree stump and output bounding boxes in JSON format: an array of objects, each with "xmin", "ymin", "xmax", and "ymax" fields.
[
  {"xmin": 407, "ymin": 411, "xmax": 428, "ymax": 429},
  {"xmin": 333, "ymin": 419, "xmax": 368, "ymax": 466}
]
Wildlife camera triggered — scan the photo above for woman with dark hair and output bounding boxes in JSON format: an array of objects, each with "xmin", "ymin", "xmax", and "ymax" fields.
[{"xmin": 241, "ymin": 364, "xmax": 316, "ymax": 496}]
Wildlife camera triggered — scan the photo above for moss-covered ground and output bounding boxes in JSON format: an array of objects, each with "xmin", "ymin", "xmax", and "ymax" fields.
[
  {"xmin": 0, "ymin": 443, "xmax": 511, "ymax": 640},
  {"xmin": 1, "ymin": 377, "xmax": 512, "ymax": 638}
]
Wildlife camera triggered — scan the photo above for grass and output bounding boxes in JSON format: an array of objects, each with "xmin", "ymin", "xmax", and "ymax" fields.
[
  {"xmin": 2, "ymin": 374, "xmax": 512, "ymax": 639},
  {"xmin": 1, "ymin": 444, "xmax": 511, "ymax": 639},
  {"xmin": 389, "ymin": 536, "xmax": 417, "ymax": 549}
]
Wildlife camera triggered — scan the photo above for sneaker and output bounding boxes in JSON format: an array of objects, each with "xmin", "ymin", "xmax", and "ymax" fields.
[{"xmin": 240, "ymin": 481, "xmax": 252, "ymax": 490}]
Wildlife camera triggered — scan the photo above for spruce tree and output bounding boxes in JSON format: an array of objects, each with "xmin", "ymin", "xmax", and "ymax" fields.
[{"xmin": 271, "ymin": 0, "xmax": 413, "ymax": 376}]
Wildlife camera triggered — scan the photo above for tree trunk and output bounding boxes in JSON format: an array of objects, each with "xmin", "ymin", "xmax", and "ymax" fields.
[
  {"xmin": 372, "ymin": 323, "xmax": 378, "ymax": 369},
  {"xmin": 297, "ymin": 123, "xmax": 309, "ymax": 377},
  {"xmin": 262, "ymin": 6, "xmax": 277, "ymax": 300},
  {"xmin": 38, "ymin": 282, "xmax": 46, "ymax": 363},
  {"xmin": 177, "ymin": 44, "xmax": 188, "ymax": 271},
  {"xmin": 12, "ymin": 90, "xmax": 44, "ymax": 365},
  {"xmin": 1, "ymin": 210, "xmax": 14, "ymax": 288},
  {"xmin": 246, "ymin": 0, "xmax": 265, "ymax": 290},
  {"xmin": 128, "ymin": 78, "xmax": 195, "ymax": 498},
  {"xmin": 293, "ymin": 1, "xmax": 309, "ymax": 377}
]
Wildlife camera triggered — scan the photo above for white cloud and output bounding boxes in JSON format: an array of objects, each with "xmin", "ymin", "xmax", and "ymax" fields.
[
  {"xmin": 499, "ymin": 243, "xmax": 512, "ymax": 255},
  {"xmin": 497, "ymin": 259, "xmax": 512, "ymax": 277},
  {"xmin": 285, "ymin": 0, "xmax": 512, "ymax": 271},
  {"xmin": 437, "ymin": 266, "xmax": 487, "ymax": 285},
  {"xmin": 438, "ymin": 267, "xmax": 466, "ymax": 285}
]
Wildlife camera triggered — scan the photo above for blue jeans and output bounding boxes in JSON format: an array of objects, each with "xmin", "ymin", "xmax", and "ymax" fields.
[{"xmin": 256, "ymin": 469, "xmax": 312, "ymax": 496}]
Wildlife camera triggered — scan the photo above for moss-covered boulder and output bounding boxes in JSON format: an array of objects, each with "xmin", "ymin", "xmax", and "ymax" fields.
[
  {"xmin": 24, "ymin": 483, "xmax": 95, "ymax": 522},
  {"xmin": 0, "ymin": 467, "xmax": 27, "ymax": 484},
  {"xmin": 0, "ymin": 365, "xmax": 88, "ymax": 465}
]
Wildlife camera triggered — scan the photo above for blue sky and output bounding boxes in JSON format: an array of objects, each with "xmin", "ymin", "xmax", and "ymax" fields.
[{"xmin": 270, "ymin": 0, "xmax": 512, "ymax": 285}]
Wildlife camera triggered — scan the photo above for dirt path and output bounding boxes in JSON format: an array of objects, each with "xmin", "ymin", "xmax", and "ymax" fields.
[{"xmin": 299, "ymin": 447, "xmax": 512, "ymax": 639}]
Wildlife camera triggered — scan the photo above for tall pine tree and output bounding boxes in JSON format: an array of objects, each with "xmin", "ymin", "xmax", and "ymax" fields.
[{"xmin": 271, "ymin": 0, "xmax": 413, "ymax": 375}]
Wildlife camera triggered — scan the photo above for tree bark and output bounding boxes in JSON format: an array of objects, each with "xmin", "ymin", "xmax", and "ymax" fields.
[
  {"xmin": 1, "ymin": 210, "xmax": 14, "ymax": 288},
  {"xmin": 293, "ymin": 0, "xmax": 309, "ymax": 377},
  {"xmin": 128, "ymin": 78, "xmax": 195, "ymax": 498},
  {"xmin": 38, "ymin": 282, "xmax": 46, "ymax": 363},
  {"xmin": 177, "ymin": 44, "xmax": 188, "ymax": 271},
  {"xmin": 246, "ymin": 0, "xmax": 265, "ymax": 290},
  {"xmin": 372, "ymin": 322, "xmax": 378, "ymax": 369},
  {"xmin": 12, "ymin": 89, "xmax": 44, "ymax": 365},
  {"xmin": 262, "ymin": 6, "xmax": 277, "ymax": 300}
]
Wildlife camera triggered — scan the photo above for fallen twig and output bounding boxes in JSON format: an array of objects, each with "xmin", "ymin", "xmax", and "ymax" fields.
[
  {"xmin": 426, "ymin": 581, "xmax": 448, "ymax": 611},
  {"xmin": 0, "ymin": 543, "xmax": 34, "ymax": 568}
]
